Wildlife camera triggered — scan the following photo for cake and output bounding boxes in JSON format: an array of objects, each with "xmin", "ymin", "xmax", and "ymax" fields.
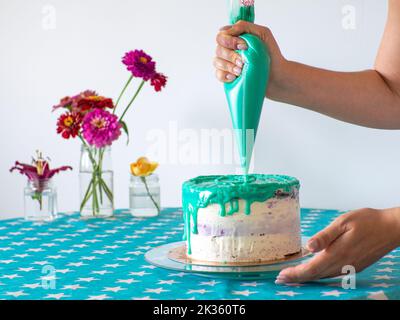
[{"xmin": 182, "ymin": 174, "xmax": 301, "ymax": 264}]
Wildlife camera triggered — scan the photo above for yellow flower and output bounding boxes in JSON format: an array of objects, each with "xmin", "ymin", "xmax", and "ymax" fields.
[{"xmin": 130, "ymin": 157, "xmax": 158, "ymax": 177}]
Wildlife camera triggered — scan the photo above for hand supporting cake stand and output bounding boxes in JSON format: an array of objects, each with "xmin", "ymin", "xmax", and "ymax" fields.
[{"xmin": 145, "ymin": 237, "xmax": 313, "ymax": 280}]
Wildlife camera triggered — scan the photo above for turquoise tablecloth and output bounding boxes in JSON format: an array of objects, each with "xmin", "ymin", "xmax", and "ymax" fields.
[{"xmin": 0, "ymin": 208, "xmax": 399, "ymax": 300}]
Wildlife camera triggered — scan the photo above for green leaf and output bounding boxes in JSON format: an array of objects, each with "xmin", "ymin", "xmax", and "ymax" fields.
[{"xmin": 120, "ymin": 121, "xmax": 130, "ymax": 145}]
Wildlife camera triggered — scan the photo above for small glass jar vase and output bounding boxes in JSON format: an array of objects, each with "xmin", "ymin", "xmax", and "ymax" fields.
[
  {"xmin": 129, "ymin": 174, "xmax": 161, "ymax": 217},
  {"xmin": 79, "ymin": 145, "xmax": 114, "ymax": 218},
  {"xmin": 24, "ymin": 179, "xmax": 58, "ymax": 221}
]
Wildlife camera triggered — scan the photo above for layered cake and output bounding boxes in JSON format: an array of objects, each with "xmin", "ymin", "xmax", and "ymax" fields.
[{"xmin": 182, "ymin": 174, "xmax": 301, "ymax": 263}]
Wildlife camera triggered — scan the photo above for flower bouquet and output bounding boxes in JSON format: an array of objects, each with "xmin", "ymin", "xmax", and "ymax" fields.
[{"xmin": 53, "ymin": 50, "xmax": 167, "ymax": 217}]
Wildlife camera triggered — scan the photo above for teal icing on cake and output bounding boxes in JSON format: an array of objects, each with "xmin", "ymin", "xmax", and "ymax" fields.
[{"xmin": 182, "ymin": 174, "xmax": 300, "ymax": 254}]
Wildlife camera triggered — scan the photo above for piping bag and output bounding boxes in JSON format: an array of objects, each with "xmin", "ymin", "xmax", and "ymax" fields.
[{"xmin": 225, "ymin": 0, "xmax": 270, "ymax": 175}]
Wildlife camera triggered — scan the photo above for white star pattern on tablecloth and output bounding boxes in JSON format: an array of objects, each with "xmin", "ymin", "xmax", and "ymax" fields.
[
  {"xmin": 63, "ymin": 284, "xmax": 86, "ymax": 290},
  {"xmin": 13, "ymin": 254, "xmax": 30, "ymax": 258},
  {"xmin": 168, "ymin": 272, "xmax": 187, "ymax": 278},
  {"xmin": 200, "ymin": 280, "xmax": 220, "ymax": 287},
  {"xmin": 129, "ymin": 271, "xmax": 151, "ymax": 277},
  {"xmin": 321, "ymin": 290, "xmax": 347, "ymax": 297},
  {"xmin": 77, "ymin": 277, "xmax": 99, "ymax": 282},
  {"xmin": 371, "ymin": 283, "xmax": 393, "ymax": 288},
  {"xmin": 373, "ymin": 275, "xmax": 394, "ymax": 280},
  {"xmin": 45, "ymin": 293, "xmax": 70, "ymax": 300},
  {"xmin": 367, "ymin": 291, "xmax": 389, "ymax": 300},
  {"xmin": 2, "ymin": 274, "xmax": 21, "ymax": 279},
  {"xmin": 240, "ymin": 282, "xmax": 263, "ymax": 287},
  {"xmin": 232, "ymin": 290, "xmax": 258, "ymax": 297},
  {"xmin": 5, "ymin": 291, "xmax": 28, "ymax": 298},
  {"xmin": 87, "ymin": 294, "xmax": 110, "ymax": 300},
  {"xmin": 376, "ymin": 268, "xmax": 397, "ymax": 273},
  {"xmin": 103, "ymin": 263, "xmax": 123, "ymax": 268},
  {"xmin": 117, "ymin": 279, "xmax": 140, "ymax": 284},
  {"xmin": 133, "ymin": 296, "xmax": 153, "ymax": 300},
  {"xmin": 378, "ymin": 261, "xmax": 397, "ymax": 266},
  {"xmin": 56, "ymin": 269, "xmax": 73, "ymax": 274},
  {"xmin": 276, "ymin": 291, "xmax": 302, "ymax": 297},
  {"xmin": 92, "ymin": 270, "xmax": 111, "ymax": 275},
  {"xmin": 187, "ymin": 289, "xmax": 210, "ymax": 294},
  {"xmin": 18, "ymin": 267, "xmax": 36, "ymax": 272},
  {"xmin": 0, "ymin": 208, "xmax": 398, "ymax": 300},
  {"xmin": 67, "ymin": 262, "xmax": 87, "ymax": 267},
  {"xmin": 145, "ymin": 288, "xmax": 170, "ymax": 294},
  {"xmin": 81, "ymin": 256, "xmax": 98, "ymax": 261},
  {"xmin": 103, "ymin": 287, "xmax": 126, "ymax": 293},
  {"xmin": 22, "ymin": 283, "xmax": 41, "ymax": 289}
]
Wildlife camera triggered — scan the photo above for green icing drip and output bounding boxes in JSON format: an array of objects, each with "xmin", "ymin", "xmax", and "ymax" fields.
[{"xmin": 182, "ymin": 174, "xmax": 300, "ymax": 254}]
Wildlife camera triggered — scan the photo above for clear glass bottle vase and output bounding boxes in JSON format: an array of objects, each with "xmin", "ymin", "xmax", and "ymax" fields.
[
  {"xmin": 129, "ymin": 174, "xmax": 160, "ymax": 217},
  {"xmin": 79, "ymin": 145, "xmax": 114, "ymax": 218},
  {"xmin": 24, "ymin": 179, "xmax": 58, "ymax": 221}
]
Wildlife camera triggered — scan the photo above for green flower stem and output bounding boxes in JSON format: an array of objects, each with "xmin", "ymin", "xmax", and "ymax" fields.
[
  {"xmin": 80, "ymin": 179, "xmax": 94, "ymax": 212},
  {"xmin": 32, "ymin": 192, "xmax": 43, "ymax": 211},
  {"xmin": 78, "ymin": 137, "xmax": 114, "ymax": 216},
  {"xmin": 141, "ymin": 176, "xmax": 160, "ymax": 214},
  {"xmin": 114, "ymin": 75, "xmax": 133, "ymax": 113},
  {"xmin": 119, "ymin": 80, "xmax": 145, "ymax": 122}
]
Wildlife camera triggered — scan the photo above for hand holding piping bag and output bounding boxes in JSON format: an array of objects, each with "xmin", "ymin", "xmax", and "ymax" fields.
[{"xmin": 215, "ymin": 0, "xmax": 400, "ymax": 283}]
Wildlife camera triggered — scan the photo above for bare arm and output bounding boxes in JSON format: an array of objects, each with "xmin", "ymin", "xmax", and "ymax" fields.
[{"xmin": 215, "ymin": 0, "xmax": 400, "ymax": 129}]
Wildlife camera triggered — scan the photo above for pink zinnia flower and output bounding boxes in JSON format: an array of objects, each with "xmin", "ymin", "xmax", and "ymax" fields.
[
  {"xmin": 122, "ymin": 50, "xmax": 156, "ymax": 81},
  {"xmin": 82, "ymin": 109, "xmax": 122, "ymax": 148},
  {"xmin": 150, "ymin": 73, "xmax": 168, "ymax": 92}
]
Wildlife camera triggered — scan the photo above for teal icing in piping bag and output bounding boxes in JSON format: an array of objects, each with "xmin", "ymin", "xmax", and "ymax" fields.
[{"xmin": 224, "ymin": 0, "xmax": 270, "ymax": 174}]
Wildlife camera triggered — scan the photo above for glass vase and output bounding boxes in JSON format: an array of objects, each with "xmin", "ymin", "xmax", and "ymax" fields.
[
  {"xmin": 24, "ymin": 179, "xmax": 58, "ymax": 221},
  {"xmin": 129, "ymin": 174, "xmax": 160, "ymax": 217},
  {"xmin": 79, "ymin": 145, "xmax": 114, "ymax": 218}
]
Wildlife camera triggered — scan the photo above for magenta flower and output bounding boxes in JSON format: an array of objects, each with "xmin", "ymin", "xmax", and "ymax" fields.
[
  {"xmin": 10, "ymin": 152, "xmax": 72, "ymax": 209},
  {"xmin": 122, "ymin": 50, "xmax": 156, "ymax": 81},
  {"xmin": 82, "ymin": 109, "xmax": 122, "ymax": 148}
]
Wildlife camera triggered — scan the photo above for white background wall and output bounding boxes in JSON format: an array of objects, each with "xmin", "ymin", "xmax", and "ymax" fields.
[{"xmin": 1, "ymin": 0, "xmax": 399, "ymax": 219}]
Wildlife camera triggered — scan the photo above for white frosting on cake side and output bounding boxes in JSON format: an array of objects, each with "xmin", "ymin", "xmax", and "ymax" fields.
[{"xmin": 189, "ymin": 196, "xmax": 301, "ymax": 263}]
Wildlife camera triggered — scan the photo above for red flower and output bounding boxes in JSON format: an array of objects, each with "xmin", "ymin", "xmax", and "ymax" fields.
[
  {"xmin": 150, "ymin": 73, "xmax": 168, "ymax": 92},
  {"xmin": 57, "ymin": 112, "xmax": 82, "ymax": 139},
  {"xmin": 52, "ymin": 90, "xmax": 97, "ymax": 112},
  {"xmin": 76, "ymin": 96, "xmax": 115, "ymax": 113}
]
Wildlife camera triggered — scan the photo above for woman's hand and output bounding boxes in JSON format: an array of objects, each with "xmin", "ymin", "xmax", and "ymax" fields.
[
  {"xmin": 214, "ymin": 20, "xmax": 286, "ymax": 93},
  {"xmin": 276, "ymin": 207, "xmax": 400, "ymax": 284}
]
